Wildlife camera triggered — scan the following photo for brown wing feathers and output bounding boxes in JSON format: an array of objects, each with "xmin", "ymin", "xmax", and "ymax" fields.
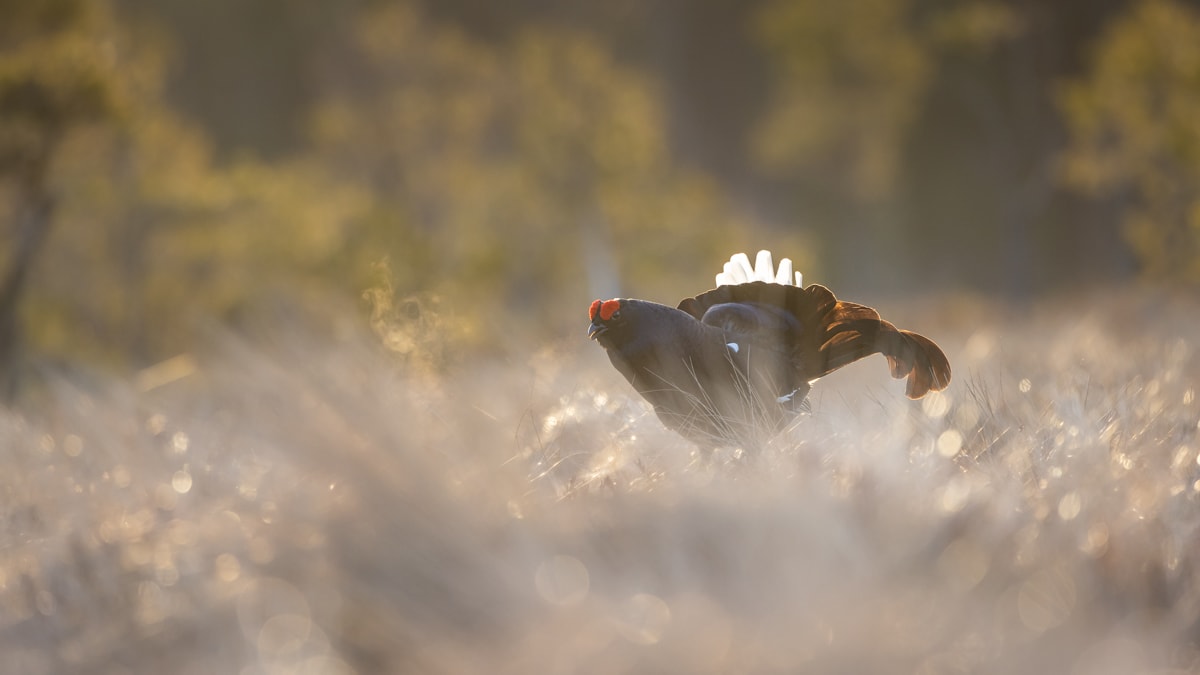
[{"xmin": 678, "ymin": 281, "xmax": 951, "ymax": 399}]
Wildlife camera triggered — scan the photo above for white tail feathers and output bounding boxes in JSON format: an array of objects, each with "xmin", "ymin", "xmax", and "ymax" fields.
[
  {"xmin": 720, "ymin": 253, "xmax": 752, "ymax": 285},
  {"xmin": 715, "ymin": 250, "xmax": 803, "ymax": 288}
]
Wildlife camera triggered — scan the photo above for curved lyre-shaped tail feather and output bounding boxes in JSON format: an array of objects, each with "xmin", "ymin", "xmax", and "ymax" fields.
[
  {"xmin": 802, "ymin": 291, "xmax": 951, "ymax": 398},
  {"xmin": 804, "ymin": 294, "xmax": 951, "ymax": 398},
  {"xmin": 857, "ymin": 320, "xmax": 952, "ymax": 399}
]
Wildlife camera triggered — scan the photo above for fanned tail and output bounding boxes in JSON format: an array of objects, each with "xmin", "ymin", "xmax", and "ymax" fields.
[
  {"xmin": 716, "ymin": 250, "xmax": 802, "ymax": 288},
  {"xmin": 679, "ymin": 279, "xmax": 952, "ymax": 399}
]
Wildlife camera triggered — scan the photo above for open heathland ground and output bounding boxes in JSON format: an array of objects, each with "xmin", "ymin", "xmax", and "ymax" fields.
[{"xmin": 1, "ymin": 289, "xmax": 1198, "ymax": 674}]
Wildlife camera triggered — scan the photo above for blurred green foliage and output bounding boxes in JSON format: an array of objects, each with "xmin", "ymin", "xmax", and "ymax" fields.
[
  {"xmin": 2, "ymin": 0, "xmax": 1199, "ymax": 376},
  {"xmin": 5, "ymin": 1, "xmax": 372, "ymax": 366},
  {"xmin": 753, "ymin": 0, "xmax": 931, "ymax": 201},
  {"xmin": 3, "ymin": 1, "xmax": 788, "ymax": 372},
  {"xmin": 0, "ymin": 0, "xmax": 130, "ymax": 393},
  {"xmin": 753, "ymin": 0, "xmax": 1025, "ymax": 202},
  {"xmin": 1060, "ymin": 0, "xmax": 1200, "ymax": 283},
  {"xmin": 0, "ymin": 0, "xmax": 125, "ymax": 176},
  {"xmin": 313, "ymin": 5, "xmax": 794, "ymax": 340}
]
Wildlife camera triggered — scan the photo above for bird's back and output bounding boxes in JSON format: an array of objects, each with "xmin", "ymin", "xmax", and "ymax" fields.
[{"xmin": 679, "ymin": 281, "xmax": 951, "ymax": 399}]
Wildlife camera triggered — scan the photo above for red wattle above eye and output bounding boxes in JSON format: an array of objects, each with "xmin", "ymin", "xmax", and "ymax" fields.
[{"xmin": 599, "ymin": 299, "xmax": 621, "ymax": 321}]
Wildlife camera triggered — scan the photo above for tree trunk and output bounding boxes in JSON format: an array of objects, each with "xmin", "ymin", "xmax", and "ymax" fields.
[{"xmin": 0, "ymin": 180, "xmax": 54, "ymax": 402}]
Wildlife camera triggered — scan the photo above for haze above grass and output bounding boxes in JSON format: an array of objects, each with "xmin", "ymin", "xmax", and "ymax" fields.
[{"xmin": 1, "ymin": 290, "xmax": 1198, "ymax": 674}]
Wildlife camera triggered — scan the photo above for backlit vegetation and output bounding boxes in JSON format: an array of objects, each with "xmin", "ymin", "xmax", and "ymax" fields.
[
  {"xmin": 3, "ymin": 0, "xmax": 1200, "ymax": 671},
  {"xmin": 0, "ymin": 292, "xmax": 1198, "ymax": 672}
]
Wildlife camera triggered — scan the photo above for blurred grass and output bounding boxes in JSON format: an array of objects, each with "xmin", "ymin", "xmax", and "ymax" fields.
[{"xmin": 1, "ymin": 288, "xmax": 1199, "ymax": 674}]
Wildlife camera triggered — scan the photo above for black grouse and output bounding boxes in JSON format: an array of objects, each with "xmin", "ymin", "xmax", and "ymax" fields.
[{"xmin": 588, "ymin": 250, "xmax": 951, "ymax": 449}]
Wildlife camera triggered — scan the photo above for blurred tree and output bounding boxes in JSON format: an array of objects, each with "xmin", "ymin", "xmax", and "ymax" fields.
[
  {"xmin": 115, "ymin": 0, "xmax": 359, "ymax": 159},
  {"xmin": 1061, "ymin": 0, "xmax": 1200, "ymax": 283},
  {"xmin": 905, "ymin": 0, "xmax": 1139, "ymax": 296},
  {"xmin": 752, "ymin": 0, "xmax": 1135, "ymax": 295},
  {"xmin": 312, "ymin": 4, "xmax": 798, "ymax": 343},
  {"xmin": 750, "ymin": 0, "xmax": 933, "ymax": 289},
  {"xmin": 2, "ymin": 0, "xmax": 812, "ymax": 379},
  {"xmin": 103, "ymin": 0, "xmax": 1164, "ymax": 297},
  {"xmin": 753, "ymin": 0, "xmax": 931, "ymax": 202},
  {"xmin": 41, "ymin": 113, "xmax": 371, "ymax": 365},
  {"xmin": 0, "ymin": 0, "xmax": 127, "ymax": 396},
  {"xmin": 0, "ymin": 0, "xmax": 374, "ymax": 377}
]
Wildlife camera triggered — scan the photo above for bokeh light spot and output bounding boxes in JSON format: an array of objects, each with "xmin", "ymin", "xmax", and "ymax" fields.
[
  {"xmin": 1018, "ymin": 567, "xmax": 1076, "ymax": 633},
  {"xmin": 940, "ymin": 476, "xmax": 972, "ymax": 512},
  {"xmin": 535, "ymin": 555, "xmax": 589, "ymax": 606},
  {"xmin": 1082, "ymin": 523, "xmax": 1109, "ymax": 557},
  {"xmin": 216, "ymin": 553, "xmax": 241, "ymax": 583},
  {"xmin": 63, "ymin": 434, "xmax": 83, "ymax": 457},
  {"xmin": 614, "ymin": 593, "xmax": 671, "ymax": 645},
  {"xmin": 937, "ymin": 538, "xmax": 990, "ymax": 592},
  {"xmin": 937, "ymin": 429, "xmax": 963, "ymax": 457},
  {"xmin": 1057, "ymin": 491, "xmax": 1082, "ymax": 521},
  {"xmin": 146, "ymin": 413, "xmax": 168, "ymax": 434},
  {"xmin": 257, "ymin": 613, "xmax": 313, "ymax": 661},
  {"xmin": 922, "ymin": 391, "xmax": 950, "ymax": 419},
  {"xmin": 172, "ymin": 470, "xmax": 193, "ymax": 494}
]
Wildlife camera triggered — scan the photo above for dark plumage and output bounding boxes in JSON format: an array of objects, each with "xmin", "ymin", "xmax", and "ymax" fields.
[{"xmin": 588, "ymin": 251, "xmax": 951, "ymax": 449}]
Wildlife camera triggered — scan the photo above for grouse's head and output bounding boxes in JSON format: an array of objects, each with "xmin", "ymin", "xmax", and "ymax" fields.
[{"xmin": 587, "ymin": 298, "xmax": 629, "ymax": 347}]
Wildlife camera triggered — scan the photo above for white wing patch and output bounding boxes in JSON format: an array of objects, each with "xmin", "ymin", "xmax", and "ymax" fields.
[
  {"xmin": 726, "ymin": 342, "xmax": 740, "ymax": 353},
  {"xmin": 777, "ymin": 386, "xmax": 807, "ymax": 404},
  {"xmin": 716, "ymin": 250, "xmax": 803, "ymax": 288}
]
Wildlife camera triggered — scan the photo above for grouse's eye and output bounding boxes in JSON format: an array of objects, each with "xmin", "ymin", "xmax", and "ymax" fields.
[{"xmin": 610, "ymin": 310, "xmax": 621, "ymax": 320}]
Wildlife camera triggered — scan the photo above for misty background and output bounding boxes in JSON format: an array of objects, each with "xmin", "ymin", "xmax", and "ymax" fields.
[
  {"xmin": 4, "ymin": 0, "xmax": 1199, "ymax": 386},
  {"xmin": 5, "ymin": 3, "xmax": 1200, "ymax": 673}
]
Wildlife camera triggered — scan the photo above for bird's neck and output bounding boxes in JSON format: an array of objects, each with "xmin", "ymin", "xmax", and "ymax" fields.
[
  {"xmin": 605, "ymin": 302, "xmax": 726, "ymax": 381},
  {"xmin": 622, "ymin": 301, "xmax": 717, "ymax": 356}
]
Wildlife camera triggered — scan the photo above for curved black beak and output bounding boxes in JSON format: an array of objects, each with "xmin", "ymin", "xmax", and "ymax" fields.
[{"xmin": 587, "ymin": 321, "xmax": 607, "ymax": 340}]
